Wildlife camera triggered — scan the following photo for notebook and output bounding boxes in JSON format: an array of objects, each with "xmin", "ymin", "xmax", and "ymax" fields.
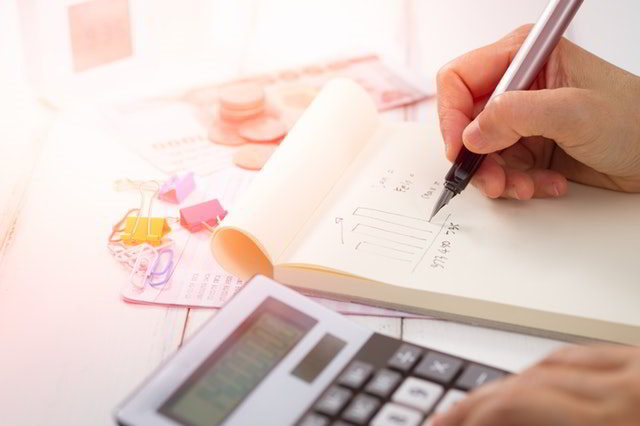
[{"xmin": 211, "ymin": 78, "xmax": 640, "ymax": 344}]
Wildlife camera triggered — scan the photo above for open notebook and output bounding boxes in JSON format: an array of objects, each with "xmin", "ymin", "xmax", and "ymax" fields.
[{"xmin": 212, "ymin": 79, "xmax": 640, "ymax": 344}]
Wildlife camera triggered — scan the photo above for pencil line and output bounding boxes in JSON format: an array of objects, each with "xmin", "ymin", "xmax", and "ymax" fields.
[
  {"xmin": 412, "ymin": 213, "xmax": 451, "ymax": 273},
  {"xmin": 353, "ymin": 212, "xmax": 433, "ymax": 233},
  {"xmin": 352, "ymin": 230, "xmax": 424, "ymax": 249},
  {"xmin": 358, "ymin": 241, "xmax": 416, "ymax": 255},
  {"xmin": 353, "ymin": 223, "xmax": 428, "ymax": 242}
]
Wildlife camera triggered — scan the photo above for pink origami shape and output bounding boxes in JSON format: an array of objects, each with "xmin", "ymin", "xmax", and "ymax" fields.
[
  {"xmin": 159, "ymin": 172, "xmax": 195, "ymax": 204},
  {"xmin": 180, "ymin": 199, "xmax": 227, "ymax": 232}
]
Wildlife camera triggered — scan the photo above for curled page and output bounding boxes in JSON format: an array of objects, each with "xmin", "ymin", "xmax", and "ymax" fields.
[{"xmin": 212, "ymin": 79, "xmax": 379, "ymax": 279}]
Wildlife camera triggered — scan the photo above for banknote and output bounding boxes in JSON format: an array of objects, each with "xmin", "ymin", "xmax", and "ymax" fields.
[{"xmin": 104, "ymin": 55, "xmax": 430, "ymax": 175}]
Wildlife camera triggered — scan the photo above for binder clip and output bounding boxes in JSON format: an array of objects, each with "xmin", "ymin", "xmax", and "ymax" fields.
[
  {"xmin": 121, "ymin": 217, "xmax": 171, "ymax": 245},
  {"xmin": 179, "ymin": 199, "xmax": 227, "ymax": 232},
  {"xmin": 158, "ymin": 172, "xmax": 195, "ymax": 204}
]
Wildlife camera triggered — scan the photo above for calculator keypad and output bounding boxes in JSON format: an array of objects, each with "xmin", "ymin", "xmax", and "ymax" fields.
[{"xmin": 296, "ymin": 333, "xmax": 509, "ymax": 426}]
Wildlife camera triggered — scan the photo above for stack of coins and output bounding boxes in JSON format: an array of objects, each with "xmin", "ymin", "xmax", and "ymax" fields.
[{"xmin": 208, "ymin": 83, "xmax": 287, "ymax": 170}]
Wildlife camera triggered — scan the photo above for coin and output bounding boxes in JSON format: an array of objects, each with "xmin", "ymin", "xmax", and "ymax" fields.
[
  {"xmin": 233, "ymin": 144, "xmax": 277, "ymax": 170},
  {"xmin": 218, "ymin": 83, "xmax": 265, "ymax": 111},
  {"xmin": 219, "ymin": 104, "xmax": 264, "ymax": 122},
  {"xmin": 237, "ymin": 117, "xmax": 287, "ymax": 143},
  {"xmin": 208, "ymin": 121, "xmax": 247, "ymax": 146}
]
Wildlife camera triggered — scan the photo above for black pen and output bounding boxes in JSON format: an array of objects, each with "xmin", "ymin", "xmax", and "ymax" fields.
[{"xmin": 429, "ymin": 0, "xmax": 583, "ymax": 221}]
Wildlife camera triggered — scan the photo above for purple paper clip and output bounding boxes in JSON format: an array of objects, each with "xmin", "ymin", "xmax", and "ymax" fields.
[{"xmin": 147, "ymin": 248, "xmax": 174, "ymax": 287}]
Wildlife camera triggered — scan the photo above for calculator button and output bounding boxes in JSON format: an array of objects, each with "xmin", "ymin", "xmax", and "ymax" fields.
[
  {"xmin": 455, "ymin": 364, "xmax": 505, "ymax": 390},
  {"xmin": 432, "ymin": 389, "xmax": 467, "ymax": 414},
  {"xmin": 298, "ymin": 413, "xmax": 331, "ymax": 426},
  {"xmin": 371, "ymin": 402, "xmax": 423, "ymax": 426},
  {"xmin": 341, "ymin": 394, "xmax": 381, "ymax": 425},
  {"xmin": 337, "ymin": 360, "xmax": 374, "ymax": 389},
  {"xmin": 392, "ymin": 377, "xmax": 443, "ymax": 413},
  {"xmin": 315, "ymin": 386, "xmax": 353, "ymax": 417},
  {"xmin": 331, "ymin": 421, "xmax": 354, "ymax": 426},
  {"xmin": 365, "ymin": 369, "xmax": 403, "ymax": 398},
  {"xmin": 388, "ymin": 344, "xmax": 423, "ymax": 372},
  {"xmin": 414, "ymin": 352, "xmax": 463, "ymax": 384}
]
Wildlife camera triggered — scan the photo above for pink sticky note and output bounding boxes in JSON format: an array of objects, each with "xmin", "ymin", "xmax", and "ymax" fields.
[
  {"xmin": 180, "ymin": 199, "xmax": 227, "ymax": 232},
  {"xmin": 159, "ymin": 172, "xmax": 195, "ymax": 204}
]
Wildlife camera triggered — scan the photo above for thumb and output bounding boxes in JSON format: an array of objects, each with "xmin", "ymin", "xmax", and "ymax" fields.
[{"xmin": 462, "ymin": 88, "xmax": 598, "ymax": 154}]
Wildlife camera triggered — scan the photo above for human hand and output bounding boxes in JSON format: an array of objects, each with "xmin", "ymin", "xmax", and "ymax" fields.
[
  {"xmin": 436, "ymin": 25, "xmax": 640, "ymax": 199},
  {"xmin": 430, "ymin": 344, "xmax": 640, "ymax": 426}
]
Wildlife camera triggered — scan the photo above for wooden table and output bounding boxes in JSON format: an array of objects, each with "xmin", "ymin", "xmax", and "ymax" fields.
[{"xmin": 1, "ymin": 1, "xmax": 638, "ymax": 424}]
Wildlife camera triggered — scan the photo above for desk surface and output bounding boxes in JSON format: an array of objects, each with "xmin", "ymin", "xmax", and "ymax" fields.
[{"xmin": 1, "ymin": 1, "xmax": 638, "ymax": 424}]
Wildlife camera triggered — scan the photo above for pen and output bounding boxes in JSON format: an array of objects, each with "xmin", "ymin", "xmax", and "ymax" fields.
[{"xmin": 429, "ymin": 0, "xmax": 584, "ymax": 221}]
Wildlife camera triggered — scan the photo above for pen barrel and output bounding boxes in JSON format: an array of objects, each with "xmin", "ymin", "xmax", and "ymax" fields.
[{"xmin": 445, "ymin": 148, "xmax": 486, "ymax": 194}]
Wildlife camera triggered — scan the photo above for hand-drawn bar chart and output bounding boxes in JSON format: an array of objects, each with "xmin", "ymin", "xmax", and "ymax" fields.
[{"xmin": 350, "ymin": 207, "xmax": 451, "ymax": 268}]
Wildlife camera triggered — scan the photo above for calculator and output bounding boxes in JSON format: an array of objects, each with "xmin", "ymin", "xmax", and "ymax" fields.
[{"xmin": 115, "ymin": 275, "xmax": 509, "ymax": 426}]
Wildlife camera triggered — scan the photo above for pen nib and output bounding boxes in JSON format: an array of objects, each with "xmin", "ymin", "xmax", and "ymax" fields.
[{"xmin": 429, "ymin": 187, "xmax": 456, "ymax": 222}]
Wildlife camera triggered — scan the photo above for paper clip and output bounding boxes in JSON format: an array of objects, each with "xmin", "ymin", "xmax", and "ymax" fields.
[
  {"xmin": 147, "ymin": 248, "xmax": 174, "ymax": 287},
  {"xmin": 179, "ymin": 199, "xmax": 227, "ymax": 232},
  {"xmin": 159, "ymin": 172, "xmax": 195, "ymax": 204},
  {"xmin": 129, "ymin": 245, "xmax": 159, "ymax": 289}
]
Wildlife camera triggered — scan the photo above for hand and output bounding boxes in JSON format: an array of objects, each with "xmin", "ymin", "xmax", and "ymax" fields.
[
  {"xmin": 430, "ymin": 344, "xmax": 640, "ymax": 426},
  {"xmin": 436, "ymin": 25, "xmax": 640, "ymax": 199}
]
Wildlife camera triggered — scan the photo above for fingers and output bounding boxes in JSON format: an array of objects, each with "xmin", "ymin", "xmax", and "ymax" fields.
[
  {"xmin": 437, "ymin": 25, "xmax": 533, "ymax": 161},
  {"xmin": 541, "ymin": 344, "xmax": 635, "ymax": 370},
  {"xmin": 462, "ymin": 88, "xmax": 597, "ymax": 155},
  {"xmin": 470, "ymin": 154, "xmax": 567, "ymax": 200}
]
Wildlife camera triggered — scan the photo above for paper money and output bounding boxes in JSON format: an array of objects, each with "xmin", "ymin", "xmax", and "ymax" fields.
[{"xmin": 104, "ymin": 55, "xmax": 430, "ymax": 175}]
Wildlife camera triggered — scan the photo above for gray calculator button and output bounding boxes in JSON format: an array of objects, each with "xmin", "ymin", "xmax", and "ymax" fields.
[
  {"xmin": 298, "ymin": 413, "xmax": 330, "ymax": 426},
  {"xmin": 371, "ymin": 402, "xmax": 423, "ymax": 426},
  {"xmin": 455, "ymin": 364, "xmax": 505, "ymax": 390},
  {"xmin": 315, "ymin": 386, "xmax": 353, "ymax": 417},
  {"xmin": 433, "ymin": 389, "xmax": 467, "ymax": 414},
  {"xmin": 365, "ymin": 369, "xmax": 403, "ymax": 398},
  {"xmin": 341, "ymin": 394, "xmax": 381, "ymax": 425},
  {"xmin": 414, "ymin": 352, "xmax": 463, "ymax": 384},
  {"xmin": 392, "ymin": 377, "xmax": 443, "ymax": 413},
  {"xmin": 337, "ymin": 360, "xmax": 374, "ymax": 389},
  {"xmin": 388, "ymin": 344, "xmax": 423, "ymax": 372}
]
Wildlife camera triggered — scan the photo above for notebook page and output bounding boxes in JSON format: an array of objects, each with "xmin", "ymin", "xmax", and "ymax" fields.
[
  {"xmin": 281, "ymin": 119, "xmax": 640, "ymax": 331},
  {"xmin": 212, "ymin": 79, "xmax": 379, "ymax": 278}
]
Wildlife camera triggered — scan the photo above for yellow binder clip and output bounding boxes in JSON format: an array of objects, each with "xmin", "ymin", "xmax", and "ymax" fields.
[{"xmin": 121, "ymin": 217, "xmax": 171, "ymax": 246}]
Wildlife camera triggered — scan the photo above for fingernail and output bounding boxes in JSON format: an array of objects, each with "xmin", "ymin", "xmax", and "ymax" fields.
[
  {"xmin": 462, "ymin": 119, "xmax": 486, "ymax": 150},
  {"xmin": 474, "ymin": 178, "xmax": 488, "ymax": 196},
  {"xmin": 506, "ymin": 183, "xmax": 521, "ymax": 200},
  {"xmin": 548, "ymin": 183, "xmax": 561, "ymax": 197}
]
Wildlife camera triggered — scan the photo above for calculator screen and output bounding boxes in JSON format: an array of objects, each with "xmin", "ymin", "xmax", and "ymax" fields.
[{"xmin": 159, "ymin": 298, "xmax": 317, "ymax": 425}]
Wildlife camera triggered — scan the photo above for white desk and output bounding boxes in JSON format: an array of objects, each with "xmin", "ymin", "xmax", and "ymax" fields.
[{"xmin": 1, "ymin": 1, "xmax": 638, "ymax": 424}]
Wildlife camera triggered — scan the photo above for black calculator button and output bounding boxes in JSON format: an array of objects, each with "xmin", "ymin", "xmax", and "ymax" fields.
[
  {"xmin": 365, "ymin": 369, "xmax": 403, "ymax": 399},
  {"xmin": 298, "ymin": 413, "xmax": 331, "ymax": 426},
  {"xmin": 392, "ymin": 377, "xmax": 443, "ymax": 413},
  {"xmin": 413, "ymin": 352, "xmax": 463, "ymax": 384},
  {"xmin": 370, "ymin": 402, "xmax": 423, "ymax": 426},
  {"xmin": 315, "ymin": 386, "xmax": 353, "ymax": 417},
  {"xmin": 387, "ymin": 344, "xmax": 423, "ymax": 372},
  {"xmin": 331, "ymin": 421, "xmax": 354, "ymax": 426},
  {"xmin": 432, "ymin": 389, "xmax": 467, "ymax": 415},
  {"xmin": 341, "ymin": 394, "xmax": 381, "ymax": 425},
  {"xmin": 337, "ymin": 360, "xmax": 374, "ymax": 389},
  {"xmin": 455, "ymin": 364, "xmax": 505, "ymax": 390}
]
